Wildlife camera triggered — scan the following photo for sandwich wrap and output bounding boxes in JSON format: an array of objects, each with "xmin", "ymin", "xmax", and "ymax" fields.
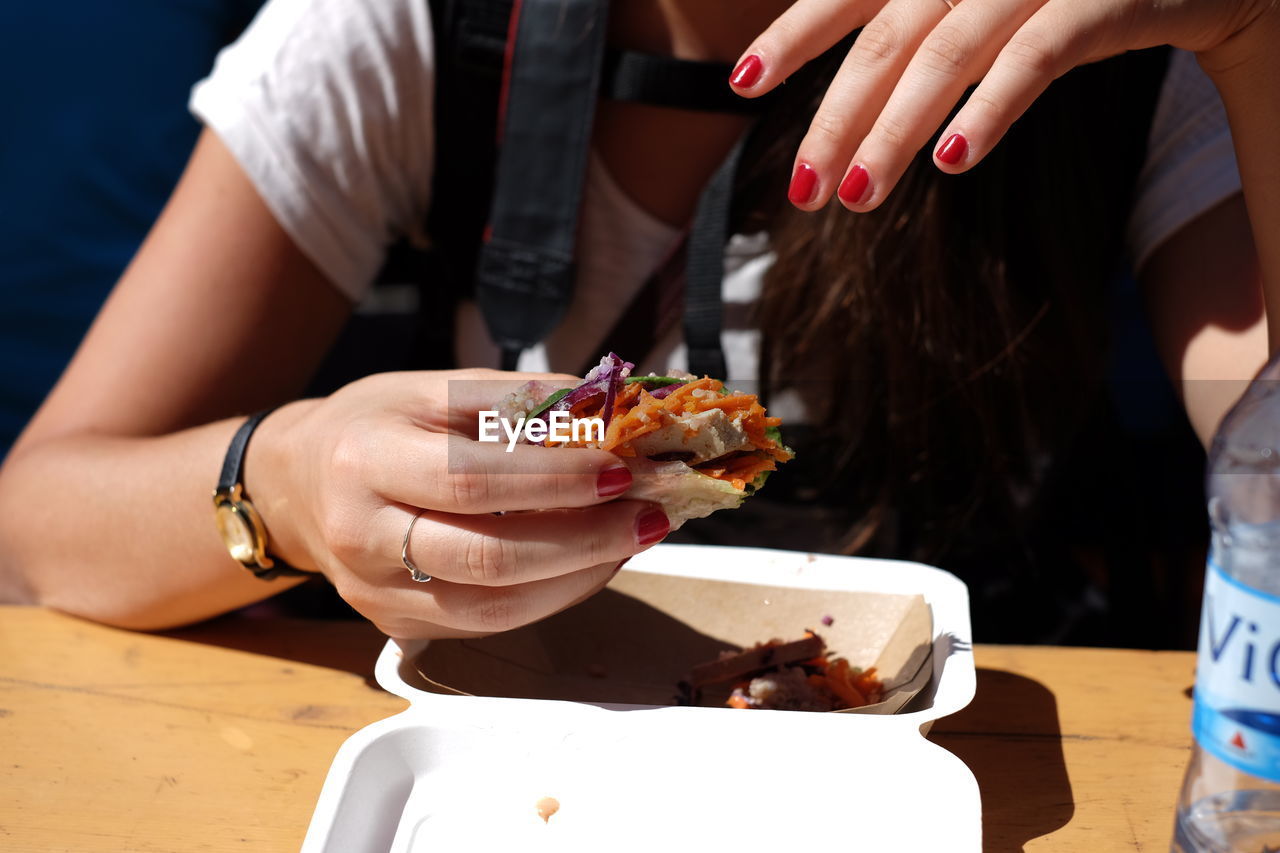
[{"xmin": 495, "ymin": 354, "xmax": 793, "ymax": 529}]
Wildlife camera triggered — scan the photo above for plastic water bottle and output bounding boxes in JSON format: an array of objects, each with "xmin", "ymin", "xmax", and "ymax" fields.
[{"xmin": 1173, "ymin": 361, "xmax": 1280, "ymax": 852}]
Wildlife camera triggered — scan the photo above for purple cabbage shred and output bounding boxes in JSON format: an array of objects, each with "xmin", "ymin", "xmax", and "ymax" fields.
[
  {"xmin": 549, "ymin": 353, "xmax": 634, "ymax": 430},
  {"xmin": 648, "ymin": 381, "xmax": 689, "ymax": 400}
]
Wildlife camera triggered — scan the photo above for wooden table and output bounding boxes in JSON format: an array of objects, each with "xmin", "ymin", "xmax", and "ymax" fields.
[{"xmin": 0, "ymin": 606, "xmax": 1197, "ymax": 852}]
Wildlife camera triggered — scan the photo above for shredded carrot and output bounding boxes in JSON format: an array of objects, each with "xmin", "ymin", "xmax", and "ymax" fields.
[
  {"xmin": 716, "ymin": 632, "xmax": 885, "ymax": 712},
  {"xmin": 852, "ymin": 666, "xmax": 882, "ymax": 698},
  {"xmin": 599, "ymin": 386, "xmax": 672, "ymax": 450},
  {"xmin": 829, "ymin": 676, "xmax": 867, "ymax": 708},
  {"xmin": 611, "ymin": 381, "xmax": 644, "ymax": 415},
  {"xmin": 690, "ymin": 453, "xmax": 775, "ymax": 492},
  {"xmin": 552, "ymin": 374, "xmax": 792, "ymax": 473},
  {"xmin": 701, "ymin": 393, "xmax": 758, "ymax": 411}
]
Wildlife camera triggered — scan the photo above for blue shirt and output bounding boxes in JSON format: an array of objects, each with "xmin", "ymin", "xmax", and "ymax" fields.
[{"xmin": 0, "ymin": 0, "xmax": 263, "ymax": 459}]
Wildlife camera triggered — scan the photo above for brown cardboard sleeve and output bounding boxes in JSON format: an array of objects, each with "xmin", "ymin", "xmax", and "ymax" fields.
[{"xmin": 408, "ymin": 571, "xmax": 933, "ymax": 713}]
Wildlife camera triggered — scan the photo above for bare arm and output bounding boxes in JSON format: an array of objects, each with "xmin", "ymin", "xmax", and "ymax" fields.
[
  {"xmin": 1141, "ymin": 195, "xmax": 1267, "ymax": 446},
  {"xmin": 0, "ymin": 130, "xmax": 351, "ymax": 627},
  {"xmin": 1198, "ymin": 11, "xmax": 1280, "ymax": 352},
  {"xmin": 0, "ymin": 130, "xmax": 661, "ymax": 635},
  {"xmin": 1142, "ymin": 10, "xmax": 1280, "ymax": 443}
]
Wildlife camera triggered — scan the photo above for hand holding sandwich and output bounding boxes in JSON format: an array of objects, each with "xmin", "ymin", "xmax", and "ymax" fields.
[{"xmin": 244, "ymin": 369, "xmax": 669, "ymax": 640}]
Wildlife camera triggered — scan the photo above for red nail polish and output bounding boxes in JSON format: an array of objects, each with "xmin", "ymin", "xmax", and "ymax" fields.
[
  {"xmin": 936, "ymin": 133, "xmax": 968, "ymax": 166},
  {"xmin": 596, "ymin": 465, "xmax": 632, "ymax": 497},
  {"xmin": 636, "ymin": 507, "xmax": 669, "ymax": 547},
  {"xmin": 610, "ymin": 558, "xmax": 630, "ymax": 579},
  {"xmin": 730, "ymin": 55, "xmax": 763, "ymax": 89},
  {"xmin": 788, "ymin": 163, "xmax": 818, "ymax": 205},
  {"xmin": 837, "ymin": 165, "xmax": 870, "ymax": 206}
]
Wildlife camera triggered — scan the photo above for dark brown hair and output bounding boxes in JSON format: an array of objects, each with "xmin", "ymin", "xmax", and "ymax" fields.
[{"xmin": 739, "ymin": 47, "xmax": 1169, "ymax": 562}]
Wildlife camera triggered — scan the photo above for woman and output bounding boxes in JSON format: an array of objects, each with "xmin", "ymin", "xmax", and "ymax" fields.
[{"xmin": 0, "ymin": 0, "xmax": 1273, "ymax": 640}]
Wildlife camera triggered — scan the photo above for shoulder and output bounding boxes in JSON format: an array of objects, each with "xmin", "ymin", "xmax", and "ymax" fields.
[
  {"xmin": 204, "ymin": 0, "xmax": 436, "ymax": 85},
  {"xmin": 191, "ymin": 0, "xmax": 439, "ymax": 300},
  {"xmin": 1128, "ymin": 49, "xmax": 1242, "ymax": 271},
  {"xmin": 194, "ymin": 0, "xmax": 437, "ymax": 152}
]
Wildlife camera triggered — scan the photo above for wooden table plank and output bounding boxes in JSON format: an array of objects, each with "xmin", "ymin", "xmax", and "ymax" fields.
[
  {"xmin": 0, "ymin": 607, "xmax": 403, "ymax": 853},
  {"xmin": 930, "ymin": 645, "xmax": 1197, "ymax": 852},
  {"xmin": 0, "ymin": 607, "xmax": 1200, "ymax": 852}
]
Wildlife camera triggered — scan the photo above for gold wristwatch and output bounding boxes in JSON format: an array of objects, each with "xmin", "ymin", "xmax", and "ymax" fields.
[{"xmin": 213, "ymin": 409, "xmax": 313, "ymax": 580}]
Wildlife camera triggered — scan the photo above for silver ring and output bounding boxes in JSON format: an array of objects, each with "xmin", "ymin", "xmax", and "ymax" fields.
[{"xmin": 401, "ymin": 510, "xmax": 431, "ymax": 582}]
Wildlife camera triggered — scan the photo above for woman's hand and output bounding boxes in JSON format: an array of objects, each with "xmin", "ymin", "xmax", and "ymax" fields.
[
  {"xmin": 729, "ymin": 0, "xmax": 1273, "ymax": 211},
  {"xmin": 0, "ymin": 134, "xmax": 669, "ymax": 632},
  {"xmin": 251, "ymin": 369, "xmax": 668, "ymax": 640}
]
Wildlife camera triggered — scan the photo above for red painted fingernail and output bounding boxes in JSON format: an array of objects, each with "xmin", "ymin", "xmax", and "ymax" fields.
[
  {"xmin": 636, "ymin": 507, "xmax": 669, "ymax": 547},
  {"xmin": 730, "ymin": 55, "xmax": 763, "ymax": 89},
  {"xmin": 596, "ymin": 465, "xmax": 632, "ymax": 497},
  {"xmin": 837, "ymin": 165, "xmax": 870, "ymax": 206},
  {"xmin": 936, "ymin": 133, "xmax": 968, "ymax": 166},
  {"xmin": 610, "ymin": 558, "xmax": 630, "ymax": 578},
  {"xmin": 788, "ymin": 163, "xmax": 819, "ymax": 205}
]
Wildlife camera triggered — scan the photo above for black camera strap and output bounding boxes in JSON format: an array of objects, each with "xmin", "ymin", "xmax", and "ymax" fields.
[
  {"xmin": 441, "ymin": 0, "xmax": 773, "ymax": 374},
  {"xmin": 476, "ymin": 0, "xmax": 612, "ymax": 370},
  {"xmin": 603, "ymin": 50, "xmax": 769, "ymax": 116},
  {"xmin": 684, "ymin": 134, "xmax": 748, "ymax": 380}
]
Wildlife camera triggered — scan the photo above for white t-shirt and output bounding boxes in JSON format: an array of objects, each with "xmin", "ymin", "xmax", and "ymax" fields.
[{"xmin": 191, "ymin": 0, "xmax": 1241, "ymax": 383}]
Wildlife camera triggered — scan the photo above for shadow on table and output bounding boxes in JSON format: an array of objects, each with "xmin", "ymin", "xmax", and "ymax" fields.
[
  {"xmin": 928, "ymin": 668, "xmax": 1073, "ymax": 852},
  {"xmin": 161, "ymin": 613, "xmax": 389, "ymax": 686}
]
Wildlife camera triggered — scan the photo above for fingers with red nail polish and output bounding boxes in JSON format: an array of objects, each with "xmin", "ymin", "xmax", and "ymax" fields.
[
  {"xmin": 788, "ymin": 163, "xmax": 819, "ymax": 206},
  {"xmin": 837, "ymin": 165, "xmax": 871, "ymax": 207},
  {"xmin": 730, "ymin": 54, "xmax": 763, "ymax": 89},
  {"xmin": 636, "ymin": 506, "xmax": 669, "ymax": 547},
  {"xmin": 596, "ymin": 465, "xmax": 632, "ymax": 497},
  {"xmin": 936, "ymin": 133, "xmax": 968, "ymax": 166}
]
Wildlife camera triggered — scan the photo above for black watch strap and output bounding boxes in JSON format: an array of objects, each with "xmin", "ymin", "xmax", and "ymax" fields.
[
  {"xmin": 219, "ymin": 409, "xmax": 272, "ymax": 492},
  {"xmin": 220, "ymin": 408, "xmax": 315, "ymax": 581}
]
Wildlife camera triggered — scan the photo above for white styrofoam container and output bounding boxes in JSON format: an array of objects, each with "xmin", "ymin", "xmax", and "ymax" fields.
[{"xmin": 301, "ymin": 544, "xmax": 980, "ymax": 852}]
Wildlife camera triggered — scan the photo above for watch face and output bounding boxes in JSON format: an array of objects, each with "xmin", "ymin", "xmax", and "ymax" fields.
[{"xmin": 214, "ymin": 504, "xmax": 257, "ymax": 564}]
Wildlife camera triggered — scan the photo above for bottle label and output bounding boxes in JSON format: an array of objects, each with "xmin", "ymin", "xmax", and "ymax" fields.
[{"xmin": 1192, "ymin": 561, "xmax": 1280, "ymax": 782}]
